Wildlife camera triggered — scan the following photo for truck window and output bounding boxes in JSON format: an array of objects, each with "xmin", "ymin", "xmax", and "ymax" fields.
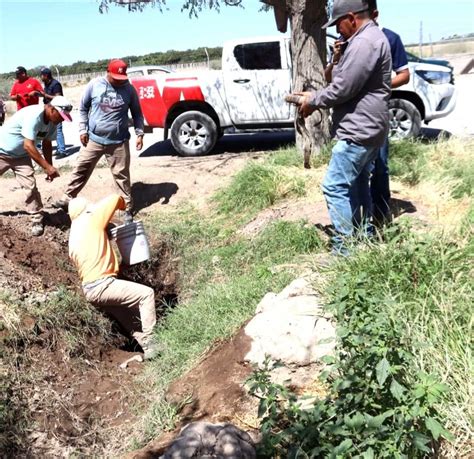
[{"xmin": 234, "ymin": 42, "xmax": 282, "ymax": 70}]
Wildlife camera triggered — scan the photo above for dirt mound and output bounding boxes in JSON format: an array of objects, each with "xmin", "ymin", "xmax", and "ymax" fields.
[
  {"xmin": 0, "ymin": 214, "xmax": 180, "ymax": 456},
  {"xmin": 131, "ymin": 327, "xmax": 258, "ymax": 458}
]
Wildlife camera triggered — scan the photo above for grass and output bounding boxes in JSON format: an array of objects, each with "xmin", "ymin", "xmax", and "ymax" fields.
[
  {"xmin": 321, "ymin": 221, "xmax": 473, "ymax": 457},
  {"xmin": 131, "ymin": 208, "xmax": 324, "ymax": 446},
  {"xmin": 0, "ymin": 288, "xmax": 113, "ymax": 454}
]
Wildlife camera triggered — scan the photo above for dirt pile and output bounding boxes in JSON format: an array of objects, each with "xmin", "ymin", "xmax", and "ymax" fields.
[{"xmin": 0, "ymin": 214, "xmax": 179, "ymax": 456}]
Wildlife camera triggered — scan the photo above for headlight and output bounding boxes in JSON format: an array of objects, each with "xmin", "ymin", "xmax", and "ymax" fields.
[{"xmin": 415, "ymin": 70, "xmax": 451, "ymax": 85}]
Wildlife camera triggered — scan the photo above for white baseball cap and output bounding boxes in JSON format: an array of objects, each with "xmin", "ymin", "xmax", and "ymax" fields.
[{"xmin": 51, "ymin": 96, "xmax": 73, "ymax": 122}]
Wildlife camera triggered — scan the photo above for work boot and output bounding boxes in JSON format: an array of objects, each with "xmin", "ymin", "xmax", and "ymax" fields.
[
  {"xmin": 31, "ymin": 221, "xmax": 44, "ymax": 237},
  {"xmin": 51, "ymin": 196, "xmax": 70, "ymax": 210}
]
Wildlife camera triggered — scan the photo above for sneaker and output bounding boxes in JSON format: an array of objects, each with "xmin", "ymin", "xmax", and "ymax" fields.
[
  {"xmin": 52, "ymin": 197, "xmax": 70, "ymax": 210},
  {"xmin": 142, "ymin": 340, "xmax": 162, "ymax": 361},
  {"xmin": 31, "ymin": 221, "xmax": 44, "ymax": 237}
]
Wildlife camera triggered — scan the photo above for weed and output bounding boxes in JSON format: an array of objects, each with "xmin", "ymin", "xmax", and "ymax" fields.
[
  {"xmin": 389, "ymin": 139, "xmax": 428, "ymax": 185},
  {"xmin": 214, "ymin": 161, "xmax": 305, "ymax": 215}
]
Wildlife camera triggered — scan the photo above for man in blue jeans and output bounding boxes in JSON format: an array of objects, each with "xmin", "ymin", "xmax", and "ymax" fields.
[
  {"xmin": 41, "ymin": 68, "xmax": 67, "ymax": 157},
  {"xmin": 368, "ymin": 1, "xmax": 410, "ymax": 224},
  {"xmin": 295, "ymin": 0, "xmax": 392, "ymax": 254}
]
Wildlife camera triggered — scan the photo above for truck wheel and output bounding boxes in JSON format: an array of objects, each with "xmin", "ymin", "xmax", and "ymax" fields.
[
  {"xmin": 170, "ymin": 111, "xmax": 218, "ymax": 157},
  {"xmin": 388, "ymin": 99, "xmax": 422, "ymax": 139}
]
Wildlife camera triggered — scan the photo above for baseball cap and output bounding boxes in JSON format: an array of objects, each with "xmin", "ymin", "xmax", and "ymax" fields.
[
  {"xmin": 40, "ymin": 67, "xmax": 52, "ymax": 76},
  {"xmin": 15, "ymin": 66, "xmax": 27, "ymax": 76},
  {"xmin": 107, "ymin": 59, "xmax": 128, "ymax": 80},
  {"xmin": 51, "ymin": 96, "xmax": 73, "ymax": 122},
  {"xmin": 323, "ymin": 0, "xmax": 370, "ymax": 28}
]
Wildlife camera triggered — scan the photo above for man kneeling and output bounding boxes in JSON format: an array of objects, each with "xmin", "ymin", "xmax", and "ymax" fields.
[{"xmin": 68, "ymin": 194, "xmax": 159, "ymax": 360}]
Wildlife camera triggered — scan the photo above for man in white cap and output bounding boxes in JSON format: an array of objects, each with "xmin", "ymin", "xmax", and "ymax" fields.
[
  {"xmin": 54, "ymin": 59, "xmax": 145, "ymax": 222},
  {"xmin": 0, "ymin": 96, "xmax": 73, "ymax": 236},
  {"xmin": 68, "ymin": 194, "xmax": 159, "ymax": 360},
  {"xmin": 294, "ymin": 0, "xmax": 392, "ymax": 255}
]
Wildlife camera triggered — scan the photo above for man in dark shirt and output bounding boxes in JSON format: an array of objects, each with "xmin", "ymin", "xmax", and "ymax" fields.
[
  {"xmin": 41, "ymin": 68, "xmax": 67, "ymax": 157},
  {"xmin": 368, "ymin": 1, "xmax": 410, "ymax": 224}
]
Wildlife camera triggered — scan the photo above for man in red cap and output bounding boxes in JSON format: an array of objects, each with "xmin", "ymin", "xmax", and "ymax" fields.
[
  {"xmin": 9, "ymin": 66, "xmax": 44, "ymax": 111},
  {"xmin": 53, "ymin": 59, "xmax": 145, "ymax": 222}
]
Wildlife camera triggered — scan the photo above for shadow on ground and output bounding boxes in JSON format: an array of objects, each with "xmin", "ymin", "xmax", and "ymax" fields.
[
  {"xmin": 139, "ymin": 131, "xmax": 296, "ymax": 158},
  {"xmin": 131, "ymin": 181, "xmax": 179, "ymax": 213}
]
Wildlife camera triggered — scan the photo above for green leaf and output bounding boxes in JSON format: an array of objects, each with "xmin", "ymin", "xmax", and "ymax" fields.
[
  {"xmin": 376, "ymin": 357, "xmax": 391, "ymax": 386},
  {"xmin": 333, "ymin": 439, "xmax": 353, "ymax": 455},
  {"xmin": 425, "ymin": 417, "xmax": 454, "ymax": 441},
  {"xmin": 412, "ymin": 432, "xmax": 432, "ymax": 453},
  {"xmin": 344, "ymin": 412, "xmax": 365, "ymax": 430},
  {"xmin": 321, "ymin": 355, "xmax": 336, "ymax": 365},
  {"xmin": 390, "ymin": 379, "xmax": 406, "ymax": 401},
  {"xmin": 361, "ymin": 448, "xmax": 375, "ymax": 459}
]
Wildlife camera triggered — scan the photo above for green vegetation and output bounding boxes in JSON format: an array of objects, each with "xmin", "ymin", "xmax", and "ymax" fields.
[
  {"xmin": 249, "ymin": 221, "xmax": 472, "ymax": 457},
  {"xmin": 0, "ymin": 47, "xmax": 223, "ymax": 80}
]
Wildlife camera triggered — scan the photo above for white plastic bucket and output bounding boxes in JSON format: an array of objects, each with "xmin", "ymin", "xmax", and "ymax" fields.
[{"xmin": 109, "ymin": 221, "xmax": 150, "ymax": 265}]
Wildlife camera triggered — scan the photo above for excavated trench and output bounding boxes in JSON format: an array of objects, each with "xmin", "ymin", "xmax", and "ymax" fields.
[{"xmin": 0, "ymin": 213, "xmax": 179, "ymax": 456}]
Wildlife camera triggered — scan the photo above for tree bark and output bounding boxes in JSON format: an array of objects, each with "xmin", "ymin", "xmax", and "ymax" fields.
[{"xmin": 288, "ymin": 0, "xmax": 330, "ymax": 167}]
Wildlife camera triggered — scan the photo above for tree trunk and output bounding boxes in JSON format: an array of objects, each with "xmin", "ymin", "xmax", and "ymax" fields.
[{"xmin": 288, "ymin": 0, "xmax": 330, "ymax": 167}]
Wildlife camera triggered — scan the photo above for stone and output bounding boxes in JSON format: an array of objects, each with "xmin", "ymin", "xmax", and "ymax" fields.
[
  {"xmin": 161, "ymin": 422, "xmax": 256, "ymax": 459},
  {"xmin": 244, "ymin": 278, "xmax": 336, "ymax": 366}
]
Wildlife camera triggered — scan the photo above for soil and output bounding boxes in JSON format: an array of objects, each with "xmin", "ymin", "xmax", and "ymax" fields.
[
  {"xmin": 128, "ymin": 326, "xmax": 260, "ymax": 458},
  {"xmin": 0, "ymin": 212, "xmax": 179, "ymax": 457}
]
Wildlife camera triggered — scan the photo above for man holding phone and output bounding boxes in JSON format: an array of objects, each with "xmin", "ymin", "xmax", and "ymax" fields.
[{"xmin": 293, "ymin": 0, "xmax": 392, "ymax": 255}]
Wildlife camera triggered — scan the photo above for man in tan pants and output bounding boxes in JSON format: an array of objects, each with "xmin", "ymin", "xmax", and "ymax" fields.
[
  {"xmin": 0, "ymin": 97, "xmax": 73, "ymax": 235},
  {"xmin": 54, "ymin": 59, "xmax": 144, "ymax": 222},
  {"xmin": 68, "ymin": 194, "xmax": 159, "ymax": 359}
]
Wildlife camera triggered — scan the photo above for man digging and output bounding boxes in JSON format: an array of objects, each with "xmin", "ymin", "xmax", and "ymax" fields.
[
  {"xmin": 0, "ymin": 96, "xmax": 72, "ymax": 236},
  {"xmin": 68, "ymin": 194, "xmax": 160, "ymax": 360}
]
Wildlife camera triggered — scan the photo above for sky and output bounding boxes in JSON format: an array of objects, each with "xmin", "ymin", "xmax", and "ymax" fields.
[{"xmin": 0, "ymin": 0, "xmax": 473, "ymax": 73}]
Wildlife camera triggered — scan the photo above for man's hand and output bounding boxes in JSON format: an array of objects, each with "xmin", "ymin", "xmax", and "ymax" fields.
[
  {"xmin": 27, "ymin": 91, "xmax": 40, "ymax": 98},
  {"xmin": 136, "ymin": 135, "xmax": 144, "ymax": 151},
  {"xmin": 293, "ymin": 91, "xmax": 317, "ymax": 118},
  {"xmin": 332, "ymin": 40, "xmax": 344, "ymax": 64},
  {"xmin": 45, "ymin": 165, "xmax": 60, "ymax": 182},
  {"xmin": 80, "ymin": 134, "xmax": 89, "ymax": 147}
]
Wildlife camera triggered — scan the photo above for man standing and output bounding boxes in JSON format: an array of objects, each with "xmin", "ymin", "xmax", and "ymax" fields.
[
  {"xmin": 9, "ymin": 66, "xmax": 44, "ymax": 111},
  {"xmin": 0, "ymin": 96, "xmax": 72, "ymax": 236},
  {"xmin": 40, "ymin": 68, "xmax": 68, "ymax": 158},
  {"xmin": 295, "ymin": 0, "xmax": 392, "ymax": 254},
  {"xmin": 368, "ymin": 0, "xmax": 410, "ymax": 224},
  {"xmin": 68, "ymin": 194, "xmax": 159, "ymax": 360},
  {"xmin": 54, "ymin": 59, "xmax": 145, "ymax": 222}
]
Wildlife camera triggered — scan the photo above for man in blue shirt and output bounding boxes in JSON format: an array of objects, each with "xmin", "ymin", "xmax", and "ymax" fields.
[
  {"xmin": 368, "ymin": 0, "xmax": 410, "ymax": 224},
  {"xmin": 0, "ymin": 97, "xmax": 72, "ymax": 236},
  {"xmin": 53, "ymin": 59, "xmax": 144, "ymax": 223},
  {"xmin": 41, "ymin": 68, "xmax": 67, "ymax": 158}
]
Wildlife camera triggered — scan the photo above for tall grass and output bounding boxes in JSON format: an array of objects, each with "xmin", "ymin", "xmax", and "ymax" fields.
[{"xmin": 325, "ymin": 222, "xmax": 473, "ymax": 457}]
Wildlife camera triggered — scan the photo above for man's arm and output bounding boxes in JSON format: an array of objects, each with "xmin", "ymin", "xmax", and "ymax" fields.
[
  {"xmin": 9, "ymin": 83, "xmax": 21, "ymax": 101},
  {"xmin": 43, "ymin": 81, "xmax": 63, "ymax": 101},
  {"xmin": 129, "ymin": 86, "xmax": 145, "ymax": 151},
  {"xmin": 390, "ymin": 33, "xmax": 410, "ymax": 89},
  {"xmin": 92, "ymin": 194, "xmax": 126, "ymax": 229},
  {"xmin": 79, "ymin": 81, "xmax": 93, "ymax": 146},
  {"xmin": 23, "ymin": 139, "xmax": 59, "ymax": 180},
  {"xmin": 392, "ymin": 69, "xmax": 410, "ymax": 88}
]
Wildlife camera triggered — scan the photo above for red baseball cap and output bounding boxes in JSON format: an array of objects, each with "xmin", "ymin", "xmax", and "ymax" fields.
[{"xmin": 107, "ymin": 59, "xmax": 128, "ymax": 80}]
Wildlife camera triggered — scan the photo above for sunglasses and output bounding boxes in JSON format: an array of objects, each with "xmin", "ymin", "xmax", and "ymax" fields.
[{"xmin": 55, "ymin": 105, "xmax": 73, "ymax": 112}]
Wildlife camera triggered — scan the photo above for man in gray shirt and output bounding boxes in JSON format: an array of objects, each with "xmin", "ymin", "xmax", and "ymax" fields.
[
  {"xmin": 296, "ymin": 0, "xmax": 392, "ymax": 255},
  {"xmin": 53, "ymin": 59, "xmax": 144, "ymax": 222}
]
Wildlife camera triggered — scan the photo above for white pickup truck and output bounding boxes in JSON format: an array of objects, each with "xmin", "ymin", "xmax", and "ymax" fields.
[{"xmin": 131, "ymin": 36, "xmax": 456, "ymax": 156}]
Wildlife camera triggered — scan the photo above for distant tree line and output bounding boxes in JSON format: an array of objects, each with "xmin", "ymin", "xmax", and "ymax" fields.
[{"xmin": 0, "ymin": 46, "xmax": 223, "ymax": 79}]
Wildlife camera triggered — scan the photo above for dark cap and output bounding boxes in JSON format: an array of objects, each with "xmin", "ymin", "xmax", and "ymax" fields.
[
  {"xmin": 323, "ymin": 0, "xmax": 370, "ymax": 28},
  {"xmin": 40, "ymin": 67, "xmax": 52, "ymax": 76},
  {"xmin": 15, "ymin": 66, "xmax": 27, "ymax": 75}
]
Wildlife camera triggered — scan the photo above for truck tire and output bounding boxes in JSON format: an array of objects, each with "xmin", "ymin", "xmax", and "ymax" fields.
[
  {"xmin": 388, "ymin": 98, "xmax": 422, "ymax": 139},
  {"xmin": 170, "ymin": 111, "xmax": 218, "ymax": 157}
]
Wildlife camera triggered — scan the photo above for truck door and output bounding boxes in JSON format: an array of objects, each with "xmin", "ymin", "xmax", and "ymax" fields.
[{"xmin": 223, "ymin": 40, "xmax": 292, "ymax": 124}]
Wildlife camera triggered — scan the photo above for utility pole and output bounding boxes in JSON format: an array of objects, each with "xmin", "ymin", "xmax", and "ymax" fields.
[{"xmin": 419, "ymin": 21, "xmax": 423, "ymax": 58}]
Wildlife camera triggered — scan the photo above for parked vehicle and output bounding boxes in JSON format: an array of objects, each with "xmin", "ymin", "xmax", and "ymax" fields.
[
  {"xmin": 131, "ymin": 36, "xmax": 456, "ymax": 156},
  {"xmin": 127, "ymin": 65, "xmax": 172, "ymax": 78}
]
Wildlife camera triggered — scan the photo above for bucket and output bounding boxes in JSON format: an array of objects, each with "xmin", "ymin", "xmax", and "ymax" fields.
[{"xmin": 109, "ymin": 221, "xmax": 150, "ymax": 265}]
